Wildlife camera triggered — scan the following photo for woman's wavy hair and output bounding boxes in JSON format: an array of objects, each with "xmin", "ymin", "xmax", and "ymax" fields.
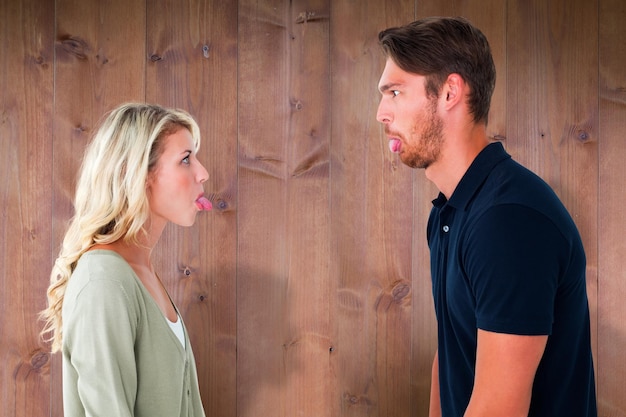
[
  {"xmin": 40, "ymin": 102, "xmax": 201, "ymax": 352},
  {"xmin": 378, "ymin": 16, "xmax": 496, "ymax": 125}
]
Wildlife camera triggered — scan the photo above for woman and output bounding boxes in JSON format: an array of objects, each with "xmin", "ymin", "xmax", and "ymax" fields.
[{"xmin": 40, "ymin": 103, "xmax": 212, "ymax": 416}]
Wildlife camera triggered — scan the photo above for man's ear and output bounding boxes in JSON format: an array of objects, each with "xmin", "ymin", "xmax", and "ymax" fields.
[{"xmin": 442, "ymin": 73, "xmax": 465, "ymax": 110}]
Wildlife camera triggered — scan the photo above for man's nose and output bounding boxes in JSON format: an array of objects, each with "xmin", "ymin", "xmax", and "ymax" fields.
[{"xmin": 376, "ymin": 100, "xmax": 392, "ymax": 124}]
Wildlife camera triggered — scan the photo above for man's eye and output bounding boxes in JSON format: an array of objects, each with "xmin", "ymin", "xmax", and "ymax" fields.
[{"xmin": 392, "ymin": 90, "xmax": 400, "ymax": 97}]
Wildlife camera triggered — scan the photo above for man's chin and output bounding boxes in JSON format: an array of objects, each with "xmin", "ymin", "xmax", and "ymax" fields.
[{"xmin": 401, "ymin": 154, "xmax": 427, "ymax": 169}]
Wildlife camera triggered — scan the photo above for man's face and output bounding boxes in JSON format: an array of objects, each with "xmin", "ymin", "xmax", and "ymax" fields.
[{"xmin": 377, "ymin": 58, "xmax": 444, "ymax": 169}]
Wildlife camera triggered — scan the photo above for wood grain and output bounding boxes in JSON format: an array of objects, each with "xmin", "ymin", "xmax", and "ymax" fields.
[
  {"xmin": 237, "ymin": 1, "xmax": 333, "ymax": 415},
  {"xmin": 236, "ymin": 2, "xmax": 290, "ymax": 414},
  {"xmin": 0, "ymin": 0, "xmax": 54, "ymax": 415},
  {"xmin": 598, "ymin": 0, "xmax": 626, "ymax": 414},
  {"xmin": 1, "ymin": 1, "xmax": 625, "ymax": 416},
  {"xmin": 330, "ymin": 2, "xmax": 415, "ymax": 416}
]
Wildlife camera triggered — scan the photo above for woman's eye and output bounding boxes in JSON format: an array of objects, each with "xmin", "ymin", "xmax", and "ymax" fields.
[{"xmin": 182, "ymin": 155, "xmax": 190, "ymax": 165}]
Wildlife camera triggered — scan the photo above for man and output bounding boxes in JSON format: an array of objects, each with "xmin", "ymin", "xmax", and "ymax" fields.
[{"xmin": 376, "ymin": 17, "xmax": 597, "ymax": 417}]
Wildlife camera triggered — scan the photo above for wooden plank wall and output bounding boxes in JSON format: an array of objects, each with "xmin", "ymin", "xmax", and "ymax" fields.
[
  {"xmin": 1, "ymin": 0, "xmax": 54, "ymax": 415},
  {"xmin": 1, "ymin": 0, "xmax": 624, "ymax": 416},
  {"xmin": 598, "ymin": 0, "xmax": 626, "ymax": 415}
]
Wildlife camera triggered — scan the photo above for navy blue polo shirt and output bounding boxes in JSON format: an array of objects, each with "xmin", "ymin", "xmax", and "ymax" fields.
[{"xmin": 427, "ymin": 142, "xmax": 596, "ymax": 417}]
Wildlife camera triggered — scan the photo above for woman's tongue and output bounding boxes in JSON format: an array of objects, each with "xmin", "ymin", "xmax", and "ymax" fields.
[
  {"xmin": 195, "ymin": 196, "xmax": 212, "ymax": 211},
  {"xmin": 389, "ymin": 138, "xmax": 402, "ymax": 153}
]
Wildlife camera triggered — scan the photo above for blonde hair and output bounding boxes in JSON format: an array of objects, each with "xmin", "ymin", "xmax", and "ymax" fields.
[{"xmin": 40, "ymin": 103, "xmax": 201, "ymax": 352}]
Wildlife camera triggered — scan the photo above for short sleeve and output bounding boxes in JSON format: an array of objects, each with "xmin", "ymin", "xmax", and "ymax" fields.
[{"xmin": 462, "ymin": 204, "xmax": 567, "ymax": 335}]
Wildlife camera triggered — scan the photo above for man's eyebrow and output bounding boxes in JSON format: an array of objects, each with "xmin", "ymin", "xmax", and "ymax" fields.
[{"xmin": 378, "ymin": 82, "xmax": 400, "ymax": 93}]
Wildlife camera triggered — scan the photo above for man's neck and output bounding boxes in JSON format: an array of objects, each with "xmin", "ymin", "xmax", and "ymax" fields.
[{"xmin": 425, "ymin": 123, "xmax": 491, "ymax": 199}]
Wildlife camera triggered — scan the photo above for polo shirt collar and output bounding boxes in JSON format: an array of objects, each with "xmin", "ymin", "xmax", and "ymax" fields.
[{"xmin": 433, "ymin": 141, "xmax": 511, "ymax": 210}]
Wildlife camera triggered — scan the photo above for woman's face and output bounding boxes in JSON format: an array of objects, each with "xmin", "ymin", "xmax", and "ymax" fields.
[{"xmin": 146, "ymin": 128, "xmax": 209, "ymax": 227}]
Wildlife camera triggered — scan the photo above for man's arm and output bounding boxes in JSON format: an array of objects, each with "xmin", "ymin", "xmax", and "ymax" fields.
[
  {"xmin": 464, "ymin": 329, "xmax": 547, "ymax": 417},
  {"xmin": 429, "ymin": 350, "xmax": 441, "ymax": 417}
]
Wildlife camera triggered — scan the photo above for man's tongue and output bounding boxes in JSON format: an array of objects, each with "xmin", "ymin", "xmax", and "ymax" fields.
[
  {"xmin": 389, "ymin": 138, "xmax": 401, "ymax": 153},
  {"xmin": 196, "ymin": 196, "xmax": 212, "ymax": 211}
]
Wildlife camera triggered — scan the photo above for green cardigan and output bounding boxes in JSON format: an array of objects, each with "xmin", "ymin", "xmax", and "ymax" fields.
[{"xmin": 62, "ymin": 250, "xmax": 206, "ymax": 417}]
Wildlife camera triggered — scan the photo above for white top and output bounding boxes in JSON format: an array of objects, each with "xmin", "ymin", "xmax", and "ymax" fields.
[{"xmin": 167, "ymin": 314, "xmax": 186, "ymax": 349}]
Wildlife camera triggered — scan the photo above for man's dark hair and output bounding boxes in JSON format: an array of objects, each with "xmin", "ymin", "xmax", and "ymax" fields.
[{"xmin": 379, "ymin": 16, "xmax": 496, "ymax": 124}]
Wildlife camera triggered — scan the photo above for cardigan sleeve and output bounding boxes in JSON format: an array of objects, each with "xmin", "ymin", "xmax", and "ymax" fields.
[{"xmin": 63, "ymin": 265, "xmax": 140, "ymax": 417}]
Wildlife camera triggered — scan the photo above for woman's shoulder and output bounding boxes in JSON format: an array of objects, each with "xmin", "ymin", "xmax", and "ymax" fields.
[
  {"xmin": 72, "ymin": 249, "xmax": 138, "ymax": 289},
  {"xmin": 79, "ymin": 248, "xmax": 131, "ymax": 270}
]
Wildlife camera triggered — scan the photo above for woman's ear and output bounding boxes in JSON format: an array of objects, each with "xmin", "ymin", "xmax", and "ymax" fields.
[{"xmin": 145, "ymin": 168, "xmax": 155, "ymax": 192}]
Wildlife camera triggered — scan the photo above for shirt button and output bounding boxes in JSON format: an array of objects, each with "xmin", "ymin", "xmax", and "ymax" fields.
[{"xmin": 442, "ymin": 225, "xmax": 450, "ymax": 233}]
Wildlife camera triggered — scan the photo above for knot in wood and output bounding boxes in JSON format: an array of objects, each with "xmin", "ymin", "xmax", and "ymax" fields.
[
  {"xmin": 392, "ymin": 281, "xmax": 410, "ymax": 302},
  {"xmin": 216, "ymin": 199, "xmax": 228, "ymax": 210},
  {"xmin": 60, "ymin": 36, "xmax": 88, "ymax": 60},
  {"xmin": 577, "ymin": 129, "xmax": 590, "ymax": 142},
  {"xmin": 30, "ymin": 351, "xmax": 49, "ymax": 371}
]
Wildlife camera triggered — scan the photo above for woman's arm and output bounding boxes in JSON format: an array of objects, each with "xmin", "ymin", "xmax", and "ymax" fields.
[{"xmin": 63, "ymin": 278, "xmax": 138, "ymax": 416}]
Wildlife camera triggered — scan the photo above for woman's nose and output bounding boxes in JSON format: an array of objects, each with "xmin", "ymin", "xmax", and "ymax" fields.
[{"xmin": 197, "ymin": 162, "xmax": 209, "ymax": 183}]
